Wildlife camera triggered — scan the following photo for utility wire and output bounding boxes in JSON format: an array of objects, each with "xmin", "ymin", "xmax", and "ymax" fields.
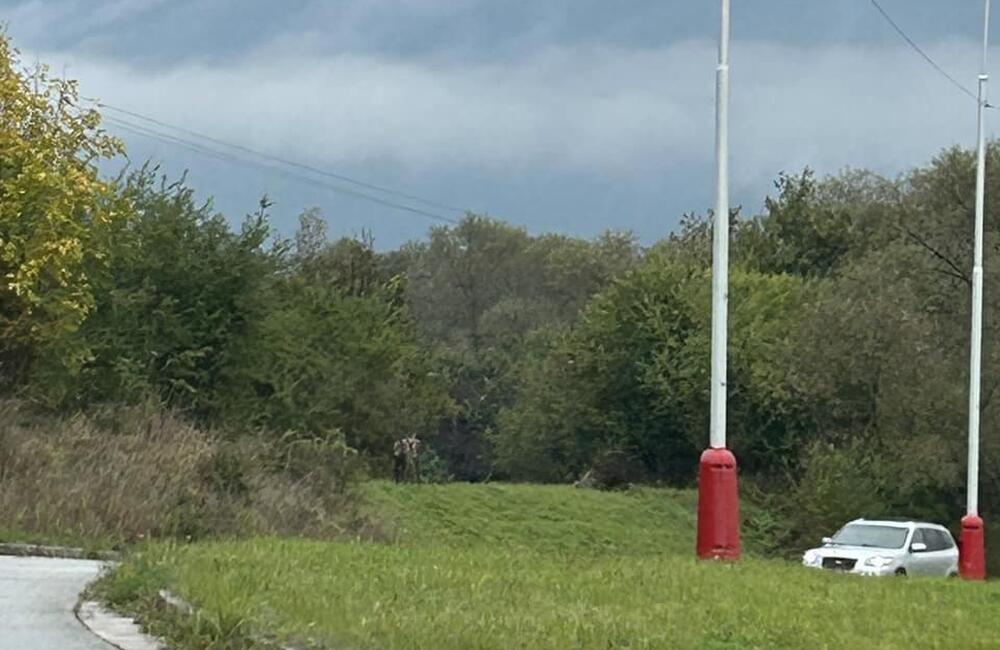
[
  {"xmin": 869, "ymin": 0, "xmax": 992, "ymax": 107},
  {"xmin": 84, "ymin": 98, "xmax": 469, "ymax": 215},
  {"xmin": 101, "ymin": 113, "xmax": 460, "ymax": 224}
]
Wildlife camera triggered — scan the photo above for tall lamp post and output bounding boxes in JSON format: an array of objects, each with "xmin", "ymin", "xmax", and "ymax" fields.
[
  {"xmin": 697, "ymin": 0, "xmax": 741, "ymax": 561},
  {"xmin": 962, "ymin": 0, "xmax": 992, "ymax": 582}
]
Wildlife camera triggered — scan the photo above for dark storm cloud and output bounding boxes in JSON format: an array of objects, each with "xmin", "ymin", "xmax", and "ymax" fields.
[{"xmin": 1, "ymin": 0, "xmax": 994, "ymax": 246}]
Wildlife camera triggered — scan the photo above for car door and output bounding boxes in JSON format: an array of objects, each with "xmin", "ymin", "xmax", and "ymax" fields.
[
  {"xmin": 907, "ymin": 528, "xmax": 935, "ymax": 576},
  {"xmin": 911, "ymin": 527, "xmax": 952, "ymax": 576},
  {"xmin": 924, "ymin": 529, "xmax": 958, "ymax": 575},
  {"xmin": 940, "ymin": 529, "xmax": 960, "ymax": 573}
]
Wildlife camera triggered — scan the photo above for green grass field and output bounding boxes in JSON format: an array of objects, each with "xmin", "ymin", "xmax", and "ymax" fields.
[{"xmin": 101, "ymin": 483, "xmax": 1000, "ymax": 649}]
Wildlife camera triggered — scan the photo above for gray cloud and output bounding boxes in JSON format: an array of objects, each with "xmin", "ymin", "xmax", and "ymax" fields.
[
  {"xmin": 6, "ymin": 0, "xmax": 990, "ymax": 67},
  {"xmin": 4, "ymin": 0, "xmax": 170, "ymax": 41},
  {"xmin": 7, "ymin": 0, "xmax": 995, "ymax": 244},
  {"xmin": 37, "ymin": 37, "xmax": 989, "ymax": 191}
]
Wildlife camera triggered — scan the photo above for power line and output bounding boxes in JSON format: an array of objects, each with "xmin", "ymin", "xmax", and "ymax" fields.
[
  {"xmin": 93, "ymin": 99, "xmax": 468, "ymax": 214},
  {"xmin": 105, "ymin": 114, "xmax": 460, "ymax": 224},
  {"xmin": 100, "ymin": 113, "xmax": 460, "ymax": 224},
  {"xmin": 83, "ymin": 98, "xmax": 469, "ymax": 215},
  {"xmin": 869, "ymin": 0, "xmax": 992, "ymax": 107}
]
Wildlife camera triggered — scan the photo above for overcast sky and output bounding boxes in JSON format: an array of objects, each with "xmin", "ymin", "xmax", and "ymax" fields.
[{"xmin": 2, "ymin": 0, "xmax": 996, "ymax": 248}]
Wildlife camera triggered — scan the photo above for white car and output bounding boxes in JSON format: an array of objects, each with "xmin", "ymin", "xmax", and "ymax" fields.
[{"xmin": 802, "ymin": 519, "xmax": 959, "ymax": 577}]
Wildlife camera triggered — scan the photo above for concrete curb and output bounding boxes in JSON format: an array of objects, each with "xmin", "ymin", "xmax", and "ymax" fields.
[
  {"xmin": 76, "ymin": 600, "xmax": 167, "ymax": 650},
  {"xmin": 0, "ymin": 542, "xmax": 121, "ymax": 562}
]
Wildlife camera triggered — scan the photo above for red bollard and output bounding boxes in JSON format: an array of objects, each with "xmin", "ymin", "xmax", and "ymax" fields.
[
  {"xmin": 959, "ymin": 514, "xmax": 986, "ymax": 580},
  {"xmin": 696, "ymin": 447, "xmax": 741, "ymax": 560}
]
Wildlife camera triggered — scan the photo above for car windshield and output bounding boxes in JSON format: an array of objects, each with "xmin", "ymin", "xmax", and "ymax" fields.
[{"xmin": 830, "ymin": 524, "xmax": 908, "ymax": 549}]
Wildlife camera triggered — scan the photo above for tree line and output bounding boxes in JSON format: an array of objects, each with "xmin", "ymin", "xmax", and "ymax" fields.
[{"xmin": 4, "ymin": 34, "xmax": 1000, "ymax": 554}]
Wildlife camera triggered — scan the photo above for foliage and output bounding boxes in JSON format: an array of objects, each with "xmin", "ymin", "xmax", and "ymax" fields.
[
  {"xmin": 226, "ymin": 279, "xmax": 449, "ymax": 452},
  {"xmin": 401, "ymin": 217, "xmax": 640, "ymax": 480},
  {"xmin": 746, "ymin": 168, "xmax": 898, "ymax": 277},
  {"xmin": 222, "ymin": 216, "xmax": 452, "ymax": 455},
  {"xmin": 67, "ymin": 169, "xmax": 278, "ymax": 413},
  {"xmin": 0, "ymin": 34, "xmax": 126, "ymax": 391},
  {"xmin": 769, "ymin": 147, "xmax": 1000, "ymax": 561},
  {"xmin": 494, "ymin": 256, "xmax": 810, "ymax": 483}
]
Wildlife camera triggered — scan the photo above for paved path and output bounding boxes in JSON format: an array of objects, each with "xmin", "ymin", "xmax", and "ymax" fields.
[{"xmin": 0, "ymin": 555, "xmax": 111, "ymax": 650}]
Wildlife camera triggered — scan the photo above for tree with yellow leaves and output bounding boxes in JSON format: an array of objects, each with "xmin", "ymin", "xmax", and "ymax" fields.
[{"xmin": 0, "ymin": 33, "xmax": 127, "ymax": 389}]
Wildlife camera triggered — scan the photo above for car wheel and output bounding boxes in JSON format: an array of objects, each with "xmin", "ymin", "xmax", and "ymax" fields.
[{"xmin": 894, "ymin": 568, "xmax": 907, "ymax": 577}]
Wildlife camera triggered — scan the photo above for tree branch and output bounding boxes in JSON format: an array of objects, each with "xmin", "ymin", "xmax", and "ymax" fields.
[{"xmin": 901, "ymin": 226, "xmax": 971, "ymax": 287}]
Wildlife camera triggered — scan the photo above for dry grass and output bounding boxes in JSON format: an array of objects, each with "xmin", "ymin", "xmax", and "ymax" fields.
[{"xmin": 0, "ymin": 400, "xmax": 375, "ymax": 548}]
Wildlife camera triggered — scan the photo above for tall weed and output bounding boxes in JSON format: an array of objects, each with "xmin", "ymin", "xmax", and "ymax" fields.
[{"xmin": 0, "ymin": 401, "xmax": 373, "ymax": 546}]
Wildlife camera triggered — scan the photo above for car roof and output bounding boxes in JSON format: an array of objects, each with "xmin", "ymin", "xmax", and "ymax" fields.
[{"xmin": 849, "ymin": 518, "xmax": 948, "ymax": 530}]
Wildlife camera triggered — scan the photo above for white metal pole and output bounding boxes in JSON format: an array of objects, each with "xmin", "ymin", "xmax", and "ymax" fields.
[
  {"xmin": 968, "ymin": 0, "xmax": 991, "ymax": 517},
  {"xmin": 710, "ymin": 0, "xmax": 731, "ymax": 450}
]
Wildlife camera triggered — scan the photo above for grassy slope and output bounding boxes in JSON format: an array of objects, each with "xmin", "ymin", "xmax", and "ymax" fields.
[
  {"xmin": 104, "ymin": 483, "xmax": 1000, "ymax": 649},
  {"xmin": 365, "ymin": 481, "xmax": 705, "ymax": 555}
]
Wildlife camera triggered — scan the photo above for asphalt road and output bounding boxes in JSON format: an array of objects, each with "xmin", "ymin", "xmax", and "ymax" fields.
[{"xmin": 0, "ymin": 555, "xmax": 110, "ymax": 650}]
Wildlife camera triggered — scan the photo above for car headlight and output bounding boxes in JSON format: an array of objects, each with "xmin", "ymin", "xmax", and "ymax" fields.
[
  {"xmin": 803, "ymin": 550, "xmax": 821, "ymax": 566},
  {"xmin": 863, "ymin": 556, "xmax": 893, "ymax": 568}
]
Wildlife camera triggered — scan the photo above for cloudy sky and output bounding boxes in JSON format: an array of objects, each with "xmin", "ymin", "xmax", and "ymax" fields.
[{"xmin": 2, "ymin": 0, "xmax": 996, "ymax": 247}]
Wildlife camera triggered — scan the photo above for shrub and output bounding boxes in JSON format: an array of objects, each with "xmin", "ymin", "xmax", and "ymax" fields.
[{"xmin": 0, "ymin": 401, "xmax": 372, "ymax": 547}]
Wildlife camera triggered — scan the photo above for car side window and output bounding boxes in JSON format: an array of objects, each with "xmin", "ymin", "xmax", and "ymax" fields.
[
  {"xmin": 919, "ymin": 528, "xmax": 945, "ymax": 551},
  {"xmin": 926, "ymin": 529, "xmax": 953, "ymax": 551},
  {"xmin": 910, "ymin": 528, "xmax": 926, "ymax": 550}
]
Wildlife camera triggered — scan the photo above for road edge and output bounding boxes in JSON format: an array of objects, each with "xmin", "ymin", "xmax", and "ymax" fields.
[
  {"xmin": 0, "ymin": 541, "xmax": 120, "ymax": 561},
  {"xmin": 76, "ymin": 599, "xmax": 167, "ymax": 650}
]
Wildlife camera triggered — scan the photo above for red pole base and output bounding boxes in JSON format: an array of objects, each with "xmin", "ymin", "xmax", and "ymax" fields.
[
  {"xmin": 959, "ymin": 514, "xmax": 986, "ymax": 581},
  {"xmin": 696, "ymin": 447, "xmax": 741, "ymax": 560}
]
